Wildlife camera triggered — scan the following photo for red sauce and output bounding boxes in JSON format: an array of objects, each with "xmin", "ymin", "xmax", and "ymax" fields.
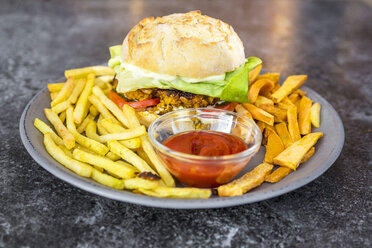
[
  {"xmin": 159, "ymin": 131, "xmax": 251, "ymax": 188},
  {"xmin": 163, "ymin": 131, "xmax": 248, "ymax": 156}
]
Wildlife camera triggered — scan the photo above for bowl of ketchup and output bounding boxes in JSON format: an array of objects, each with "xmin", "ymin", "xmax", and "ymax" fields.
[{"xmin": 148, "ymin": 108, "xmax": 262, "ymax": 188}]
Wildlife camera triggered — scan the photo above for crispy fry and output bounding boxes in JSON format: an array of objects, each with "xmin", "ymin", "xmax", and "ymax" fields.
[
  {"xmin": 288, "ymin": 93, "xmax": 301, "ymax": 105},
  {"xmin": 52, "ymin": 100, "xmax": 71, "ymax": 114},
  {"xmin": 73, "ymin": 73, "xmax": 95, "ymax": 124},
  {"xmin": 99, "ymin": 126, "xmax": 146, "ymax": 142},
  {"xmin": 88, "ymin": 94, "xmax": 120, "ymax": 124},
  {"xmin": 136, "ymin": 111, "xmax": 159, "ymax": 128},
  {"xmin": 248, "ymin": 79, "xmax": 275, "ymax": 103},
  {"xmin": 294, "ymin": 89, "xmax": 307, "ymax": 96},
  {"xmin": 100, "ymin": 118, "xmax": 141, "ymax": 149},
  {"xmin": 47, "ymin": 82, "xmax": 65, "ymax": 92},
  {"xmin": 66, "ymin": 106, "xmax": 109, "ymax": 155},
  {"xmin": 50, "ymin": 92, "xmax": 58, "ymax": 101},
  {"xmin": 248, "ymin": 64, "xmax": 262, "ymax": 84},
  {"xmin": 108, "ymin": 140, "xmax": 156, "ymax": 174},
  {"xmin": 59, "ymin": 111, "xmax": 66, "ymax": 123},
  {"xmin": 311, "ymin": 102, "xmax": 321, "ymax": 128},
  {"xmin": 106, "ymin": 151, "xmax": 121, "ymax": 161},
  {"xmin": 85, "ymin": 120, "xmax": 104, "ymax": 143},
  {"xmin": 51, "ymin": 77, "xmax": 74, "ymax": 107},
  {"xmin": 265, "ymin": 167, "xmax": 292, "ymax": 183},
  {"xmin": 301, "ymin": 147, "xmax": 315, "ymax": 163},
  {"xmin": 254, "ymin": 95, "xmax": 274, "ymax": 107},
  {"xmin": 271, "ymin": 75, "xmax": 307, "ymax": 103},
  {"xmin": 123, "ymin": 104, "xmax": 175, "ymax": 187},
  {"xmin": 256, "ymin": 121, "xmax": 266, "ymax": 133},
  {"xmin": 77, "ymin": 114, "xmax": 94, "ymax": 133},
  {"xmin": 273, "ymin": 132, "xmax": 323, "ymax": 170},
  {"xmin": 256, "ymin": 72, "xmax": 280, "ymax": 85},
  {"xmin": 287, "ymin": 107, "xmax": 301, "ymax": 142},
  {"xmin": 91, "ymin": 168, "xmax": 124, "ymax": 190},
  {"xmin": 136, "ymin": 148, "xmax": 154, "ymax": 168},
  {"xmin": 65, "ymin": 65, "xmax": 115, "ymax": 78},
  {"xmin": 73, "ymin": 149, "xmax": 137, "ymax": 179},
  {"xmin": 217, "ymin": 163, "xmax": 274, "ymax": 197},
  {"xmin": 277, "ymin": 97, "xmax": 296, "ymax": 110},
  {"xmin": 92, "ymin": 86, "xmax": 130, "ymax": 128},
  {"xmin": 34, "ymin": 118, "xmax": 64, "ymax": 146},
  {"xmin": 275, "ymin": 122, "xmax": 293, "ymax": 148},
  {"xmin": 44, "ymin": 108, "xmax": 75, "ymax": 149},
  {"xmin": 123, "ymin": 178, "xmax": 161, "ymax": 190},
  {"xmin": 259, "ymin": 105, "xmax": 287, "ymax": 122},
  {"xmin": 58, "ymin": 144, "xmax": 72, "ymax": 157},
  {"xmin": 264, "ymin": 130, "xmax": 285, "ymax": 163},
  {"xmin": 138, "ymin": 187, "xmax": 211, "ymax": 199},
  {"xmin": 298, "ymin": 96, "xmax": 313, "ymax": 135},
  {"xmin": 243, "ymin": 103, "xmax": 274, "ymax": 126},
  {"xmin": 235, "ymin": 104, "xmax": 253, "ymax": 119},
  {"xmin": 68, "ymin": 78, "xmax": 86, "ymax": 104},
  {"xmin": 44, "ymin": 133, "xmax": 91, "ymax": 177},
  {"xmin": 89, "ymin": 105, "xmax": 99, "ymax": 117}
]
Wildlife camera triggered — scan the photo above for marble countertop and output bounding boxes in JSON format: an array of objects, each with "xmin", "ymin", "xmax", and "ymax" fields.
[{"xmin": 1, "ymin": 0, "xmax": 371, "ymax": 247}]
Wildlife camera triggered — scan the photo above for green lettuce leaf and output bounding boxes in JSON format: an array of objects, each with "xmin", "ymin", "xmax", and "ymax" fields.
[{"xmin": 108, "ymin": 45, "xmax": 262, "ymax": 103}]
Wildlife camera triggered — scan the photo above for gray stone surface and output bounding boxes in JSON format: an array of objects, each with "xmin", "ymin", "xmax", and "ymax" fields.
[{"xmin": 0, "ymin": 0, "xmax": 371, "ymax": 247}]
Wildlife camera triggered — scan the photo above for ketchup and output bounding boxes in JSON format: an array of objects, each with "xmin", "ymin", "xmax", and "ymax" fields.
[
  {"xmin": 159, "ymin": 131, "xmax": 251, "ymax": 188},
  {"xmin": 163, "ymin": 131, "xmax": 248, "ymax": 156}
]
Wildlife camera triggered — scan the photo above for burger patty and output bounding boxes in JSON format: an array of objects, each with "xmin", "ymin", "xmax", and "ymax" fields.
[{"xmin": 124, "ymin": 89, "xmax": 219, "ymax": 114}]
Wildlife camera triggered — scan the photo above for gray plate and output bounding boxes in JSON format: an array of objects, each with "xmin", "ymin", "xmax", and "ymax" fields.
[{"xmin": 19, "ymin": 86, "xmax": 344, "ymax": 209}]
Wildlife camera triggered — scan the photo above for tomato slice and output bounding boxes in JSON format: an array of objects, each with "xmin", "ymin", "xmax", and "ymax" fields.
[
  {"xmin": 108, "ymin": 90, "xmax": 128, "ymax": 108},
  {"xmin": 214, "ymin": 102, "xmax": 238, "ymax": 111},
  {"xmin": 108, "ymin": 90, "xmax": 160, "ymax": 109},
  {"xmin": 128, "ymin": 98, "xmax": 160, "ymax": 108}
]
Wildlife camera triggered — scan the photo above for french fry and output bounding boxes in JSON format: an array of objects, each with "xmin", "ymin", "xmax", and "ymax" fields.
[
  {"xmin": 288, "ymin": 93, "xmax": 301, "ymax": 105},
  {"xmin": 73, "ymin": 73, "xmax": 95, "ymax": 124},
  {"xmin": 92, "ymin": 86, "xmax": 130, "ymax": 128},
  {"xmin": 275, "ymin": 122, "xmax": 293, "ymax": 148},
  {"xmin": 298, "ymin": 96, "xmax": 313, "ymax": 135},
  {"xmin": 91, "ymin": 168, "xmax": 124, "ymax": 190},
  {"xmin": 85, "ymin": 120, "xmax": 104, "ymax": 143},
  {"xmin": 254, "ymin": 95, "xmax": 274, "ymax": 107},
  {"xmin": 66, "ymin": 106, "xmax": 109, "ymax": 156},
  {"xmin": 273, "ymin": 132, "xmax": 323, "ymax": 170},
  {"xmin": 51, "ymin": 77, "xmax": 74, "ymax": 107},
  {"xmin": 123, "ymin": 104, "xmax": 175, "ymax": 187},
  {"xmin": 311, "ymin": 102, "xmax": 321, "ymax": 128},
  {"xmin": 217, "ymin": 163, "xmax": 274, "ymax": 197},
  {"xmin": 106, "ymin": 151, "xmax": 121, "ymax": 161},
  {"xmin": 138, "ymin": 187, "xmax": 211, "ymax": 199},
  {"xmin": 256, "ymin": 121, "xmax": 266, "ymax": 133},
  {"xmin": 271, "ymin": 75, "xmax": 307, "ymax": 103},
  {"xmin": 256, "ymin": 72, "xmax": 280, "ymax": 85},
  {"xmin": 95, "ymin": 77, "xmax": 113, "ymax": 94},
  {"xmin": 265, "ymin": 167, "xmax": 292, "ymax": 183},
  {"xmin": 50, "ymin": 92, "xmax": 58, "ymax": 101},
  {"xmin": 100, "ymin": 118, "xmax": 141, "ymax": 149},
  {"xmin": 88, "ymin": 94, "xmax": 120, "ymax": 125},
  {"xmin": 34, "ymin": 118, "xmax": 64, "ymax": 146},
  {"xmin": 136, "ymin": 148, "xmax": 154, "ymax": 168},
  {"xmin": 264, "ymin": 130, "xmax": 285, "ymax": 163},
  {"xmin": 287, "ymin": 107, "xmax": 301, "ymax": 142},
  {"xmin": 123, "ymin": 178, "xmax": 161, "ymax": 190},
  {"xmin": 235, "ymin": 104, "xmax": 253, "ymax": 119},
  {"xmin": 294, "ymin": 89, "xmax": 307, "ymax": 96},
  {"xmin": 243, "ymin": 103, "xmax": 274, "ymax": 126},
  {"xmin": 136, "ymin": 111, "xmax": 159, "ymax": 128},
  {"xmin": 99, "ymin": 126, "xmax": 146, "ymax": 142},
  {"xmin": 301, "ymin": 147, "xmax": 315, "ymax": 163},
  {"xmin": 89, "ymin": 105, "xmax": 99, "ymax": 117},
  {"xmin": 68, "ymin": 78, "xmax": 86, "ymax": 104},
  {"xmin": 73, "ymin": 149, "xmax": 137, "ymax": 179},
  {"xmin": 248, "ymin": 79, "xmax": 275, "ymax": 103},
  {"xmin": 47, "ymin": 82, "xmax": 64, "ymax": 92},
  {"xmin": 259, "ymin": 105, "xmax": 287, "ymax": 122},
  {"xmin": 248, "ymin": 64, "xmax": 262, "ymax": 84},
  {"xmin": 277, "ymin": 97, "xmax": 296, "ymax": 110},
  {"xmin": 44, "ymin": 133, "xmax": 91, "ymax": 177},
  {"xmin": 65, "ymin": 65, "xmax": 115, "ymax": 79},
  {"xmin": 44, "ymin": 108, "xmax": 75, "ymax": 149},
  {"xmin": 52, "ymin": 100, "xmax": 71, "ymax": 114},
  {"xmin": 108, "ymin": 140, "xmax": 156, "ymax": 174},
  {"xmin": 58, "ymin": 144, "xmax": 72, "ymax": 157},
  {"xmin": 59, "ymin": 111, "xmax": 66, "ymax": 123},
  {"xmin": 77, "ymin": 114, "xmax": 95, "ymax": 133},
  {"xmin": 96, "ymin": 115, "xmax": 109, "ymax": 135}
]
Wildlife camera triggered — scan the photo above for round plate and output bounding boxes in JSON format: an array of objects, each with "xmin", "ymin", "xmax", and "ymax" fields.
[{"xmin": 19, "ymin": 86, "xmax": 344, "ymax": 209}]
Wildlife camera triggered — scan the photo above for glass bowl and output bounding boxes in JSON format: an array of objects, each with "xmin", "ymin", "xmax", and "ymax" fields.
[{"xmin": 148, "ymin": 108, "xmax": 262, "ymax": 188}]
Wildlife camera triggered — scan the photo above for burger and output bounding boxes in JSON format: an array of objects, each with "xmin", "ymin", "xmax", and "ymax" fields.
[{"xmin": 107, "ymin": 11, "xmax": 262, "ymax": 118}]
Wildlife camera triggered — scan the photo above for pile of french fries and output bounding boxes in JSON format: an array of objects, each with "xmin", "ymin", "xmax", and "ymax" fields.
[
  {"xmin": 218, "ymin": 73, "xmax": 323, "ymax": 196},
  {"xmin": 34, "ymin": 66, "xmax": 211, "ymax": 199},
  {"xmin": 35, "ymin": 65, "xmax": 323, "ymax": 199}
]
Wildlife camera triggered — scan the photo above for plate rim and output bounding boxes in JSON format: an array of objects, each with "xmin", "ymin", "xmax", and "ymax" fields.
[{"xmin": 19, "ymin": 86, "xmax": 345, "ymax": 209}]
